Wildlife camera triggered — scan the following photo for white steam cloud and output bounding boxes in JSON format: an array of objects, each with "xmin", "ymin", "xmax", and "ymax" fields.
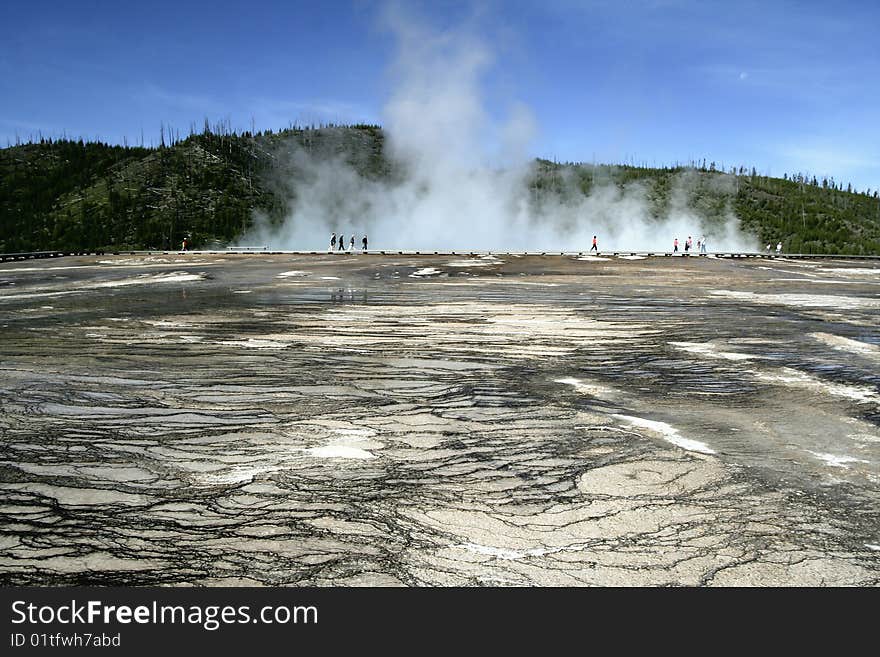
[{"xmin": 244, "ymin": 12, "xmax": 756, "ymax": 252}]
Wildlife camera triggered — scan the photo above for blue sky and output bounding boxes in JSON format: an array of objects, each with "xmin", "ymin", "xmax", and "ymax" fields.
[{"xmin": 1, "ymin": 0, "xmax": 878, "ymax": 190}]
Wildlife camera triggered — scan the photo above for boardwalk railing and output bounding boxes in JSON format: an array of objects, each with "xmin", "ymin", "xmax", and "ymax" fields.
[
  {"xmin": 0, "ymin": 250, "xmax": 105, "ymax": 263},
  {"xmin": 2, "ymin": 250, "xmax": 879, "ymax": 262}
]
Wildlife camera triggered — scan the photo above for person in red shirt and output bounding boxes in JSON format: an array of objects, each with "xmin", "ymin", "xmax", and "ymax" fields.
[{"xmin": 590, "ymin": 235, "xmax": 598, "ymax": 252}]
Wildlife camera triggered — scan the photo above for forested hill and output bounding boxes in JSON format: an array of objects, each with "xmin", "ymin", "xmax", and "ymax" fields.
[{"xmin": 2, "ymin": 124, "xmax": 879, "ymax": 254}]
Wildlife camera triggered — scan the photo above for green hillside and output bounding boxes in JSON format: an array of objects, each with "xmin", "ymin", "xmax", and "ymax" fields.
[{"xmin": 2, "ymin": 125, "xmax": 878, "ymax": 253}]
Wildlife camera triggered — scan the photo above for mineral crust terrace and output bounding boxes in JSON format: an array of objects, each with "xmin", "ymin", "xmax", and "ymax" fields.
[{"xmin": 0, "ymin": 252, "xmax": 878, "ymax": 586}]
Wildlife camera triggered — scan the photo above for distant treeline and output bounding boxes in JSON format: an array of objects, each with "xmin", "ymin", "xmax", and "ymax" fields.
[{"xmin": 1, "ymin": 124, "xmax": 879, "ymax": 254}]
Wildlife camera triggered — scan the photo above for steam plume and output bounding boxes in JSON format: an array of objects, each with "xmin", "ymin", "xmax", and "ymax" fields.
[{"xmin": 245, "ymin": 11, "xmax": 756, "ymax": 252}]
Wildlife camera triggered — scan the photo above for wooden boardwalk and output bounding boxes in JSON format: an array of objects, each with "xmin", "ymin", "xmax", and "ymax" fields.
[{"xmin": 2, "ymin": 248, "xmax": 879, "ymax": 263}]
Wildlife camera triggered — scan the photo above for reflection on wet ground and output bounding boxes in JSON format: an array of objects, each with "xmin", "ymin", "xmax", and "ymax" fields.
[{"xmin": 1, "ymin": 253, "xmax": 878, "ymax": 585}]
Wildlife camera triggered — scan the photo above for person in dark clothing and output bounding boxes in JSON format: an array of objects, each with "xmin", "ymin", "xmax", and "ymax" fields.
[
  {"xmin": 362, "ymin": 235, "xmax": 368, "ymax": 251},
  {"xmin": 338, "ymin": 234, "xmax": 345, "ymax": 251},
  {"xmin": 330, "ymin": 233, "xmax": 336, "ymax": 251},
  {"xmin": 349, "ymin": 235, "xmax": 355, "ymax": 251},
  {"xmin": 590, "ymin": 235, "xmax": 598, "ymax": 252}
]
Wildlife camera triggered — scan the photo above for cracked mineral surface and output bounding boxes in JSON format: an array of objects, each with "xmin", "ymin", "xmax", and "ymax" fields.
[{"xmin": 0, "ymin": 252, "xmax": 878, "ymax": 585}]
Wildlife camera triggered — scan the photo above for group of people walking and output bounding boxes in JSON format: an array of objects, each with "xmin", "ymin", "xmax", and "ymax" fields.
[
  {"xmin": 327, "ymin": 232, "xmax": 726, "ymax": 254},
  {"xmin": 330, "ymin": 232, "xmax": 368, "ymax": 252},
  {"xmin": 672, "ymin": 235, "xmax": 707, "ymax": 254},
  {"xmin": 589, "ymin": 234, "xmax": 709, "ymax": 254}
]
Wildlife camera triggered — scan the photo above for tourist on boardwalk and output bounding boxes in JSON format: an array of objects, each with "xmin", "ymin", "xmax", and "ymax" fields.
[
  {"xmin": 362, "ymin": 235, "xmax": 368, "ymax": 251},
  {"xmin": 685, "ymin": 236, "xmax": 692, "ymax": 252},
  {"xmin": 700, "ymin": 236, "xmax": 707, "ymax": 253},
  {"xmin": 350, "ymin": 235, "xmax": 355, "ymax": 251},
  {"xmin": 338, "ymin": 234, "xmax": 345, "ymax": 251},
  {"xmin": 330, "ymin": 233, "xmax": 337, "ymax": 251},
  {"xmin": 590, "ymin": 235, "xmax": 598, "ymax": 252},
  {"xmin": 673, "ymin": 238, "xmax": 679, "ymax": 253},
  {"xmin": 181, "ymin": 237, "xmax": 188, "ymax": 252},
  {"xmin": 776, "ymin": 241, "xmax": 782, "ymax": 254}
]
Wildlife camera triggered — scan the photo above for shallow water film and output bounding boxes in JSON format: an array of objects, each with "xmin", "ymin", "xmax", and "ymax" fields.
[{"xmin": 1, "ymin": 253, "xmax": 878, "ymax": 585}]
